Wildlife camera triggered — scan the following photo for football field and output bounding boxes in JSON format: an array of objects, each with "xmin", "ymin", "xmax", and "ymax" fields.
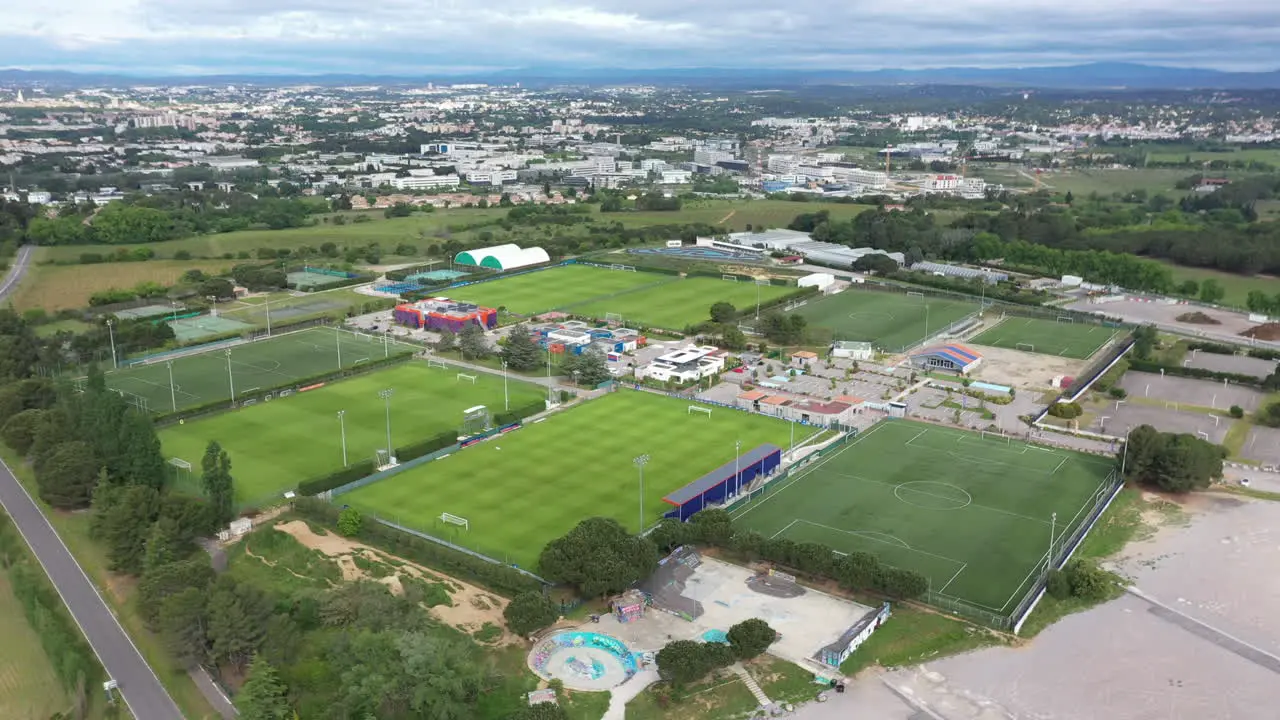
[
  {"xmin": 342, "ymin": 391, "xmax": 819, "ymax": 569},
  {"xmin": 105, "ymin": 327, "xmax": 411, "ymax": 413},
  {"xmin": 731, "ymin": 420, "xmax": 1117, "ymax": 616},
  {"xmin": 572, "ymin": 276, "xmax": 792, "ymax": 330},
  {"xmin": 159, "ymin": 361, "xmax": 545, "ymax": 505},
  {"xmin": 443, "ymin": 265, "xmax": 670, "ymax": 315},
  {"xmin": 797, "ymin": 288, "xmax": 979, "ymax": 353},
  {"xmin": 969, "ymin": 316, "xmax": 1122, "ymax": 359}
]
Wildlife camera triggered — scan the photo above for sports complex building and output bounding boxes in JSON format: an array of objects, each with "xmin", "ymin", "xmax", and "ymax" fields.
[
  {"xmin": 662, "ymin": 443, "xmax": 783, "ymax": 521},
  {"xmin": 908, "ymin": 343, "xmax": 984, "ymax": 375},
  {"xmin": 392, "ymin": 297, "xmax": 499, "ymax": 331},
  {"xmin": 454, "ymin": 243, "xmax": 550, "ymax": 271}
]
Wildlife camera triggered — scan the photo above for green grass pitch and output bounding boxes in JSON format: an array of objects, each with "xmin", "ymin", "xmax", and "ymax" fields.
[
  {"xmin": 159, "ymin": 361, "xmax": 546, "ymax": 505},
  {"xmin": 968, "ymin": 316, "xmax": 1122, "ymax": 359},
  {"xmin": 341, "ymin": 391, "xmax": 820, "ymax": 568},
  {"xmin": 572, "ymin": 277, "xmax": 793, "ymax": 330},
  {"xmin": 730, "ymin": 421, "xmax": 1115, "ymax": 613},
  {"xmin": 796, "ymin": 289, "xmax": 979, "ymax": 353},
  {"xmin": 443, "ymin": 265, "xmax": 670, "ymax": 315},
  {"xmin": 105, "ymin": 327, "xmax": 412, "ymax": 413}
]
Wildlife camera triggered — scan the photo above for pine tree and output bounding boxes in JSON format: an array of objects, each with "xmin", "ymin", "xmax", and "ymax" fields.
[
  {"xmin": 237, "ymin": 655, "xmax": 291, "ymax": 720},
  {"xmin": 201, "ymin": 441, "xmax": 235, "ymax": 527},
  {"xmin": 159, "ymin": 587, "xmax": 210, "ymax": 668},
  {"xmin": 143, "ymin": 516, "xmax": 193, "ymax": 574},
  {"xmin": 500, "ymin": 324, "xmax": 541, "ymax": 371}
]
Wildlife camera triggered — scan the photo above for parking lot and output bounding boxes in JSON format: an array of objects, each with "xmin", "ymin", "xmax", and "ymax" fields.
[
  {"xmin": 1088, "ymin": 400, "xmax": 1229, "ymax": 443},
  {"xmin": 1119, "ymin": 372, "xmax": 1265, "ymax": 411},
  {"xmin": 1243, "ymin": 426, "xmax": 1280, "ymax": 467},
  {"xmin": 1185, "ymin": 351, "xmax": 1278, "ymax": 378}
]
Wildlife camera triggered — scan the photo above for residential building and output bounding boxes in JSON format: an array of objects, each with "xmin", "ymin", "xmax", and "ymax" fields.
[{"xmin": 635, "ymin": 346, "xmax": 726, "ymax": 383}]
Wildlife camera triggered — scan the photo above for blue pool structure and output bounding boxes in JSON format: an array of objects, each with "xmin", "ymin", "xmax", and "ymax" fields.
[
  {"xmin": 702, "ymin": 629, "xmax": 729, "ymax": 644},
  {"xmin": 528, "ymin": 631, "xmax": 640, "ymax": 691}
]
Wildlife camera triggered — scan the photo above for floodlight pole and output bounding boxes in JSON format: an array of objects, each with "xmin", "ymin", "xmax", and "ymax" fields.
[
  {"xmin": 379, "ymin": 388, "xmax": 394, "ymax": 457},
  {"xmin": 225, "ymin": 349, "xmax": 235, "ymax": 401},
  {"xmin": 336, "ymin": 325, "xmax": 343, "ymax": 368},
  {"xmin": 105, "ymin": 319, "xmax": 117, "ymax": 369},
  {"xmin": 634, "ymin": 454, "xmax": 650, "ymax": 533},
  {"xmin": 265, "ymin": 297, "xmax": 272, "ymax": 336},
  {"xmin": 755, "ymin": 281, "xmax": 761, "ymax": 320},
  {"xmin": 502, "ymin": 360, "xmax": 509, "ymax": 411},
  {"xmin": 735, "ymin": 439, "xmax": 742, "ymax": 497},
  {"xmin": 1049, "ymin": 511, "xmax": 1057, "ymax": 564},
  {"xmin": 338, "ymin": 410, "xmax": 348, "ymax": 466},
  {"xmin": 166, "ymin": 361, "xmax": 177, "ymax": 412}
]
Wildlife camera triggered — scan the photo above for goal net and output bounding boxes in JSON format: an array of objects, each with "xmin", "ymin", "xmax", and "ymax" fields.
[
  {"xmin": 906, "ymin": 291, "xmax": 925, "ymax": 300},
  {"xmin": 755, "ymin": 277, "xmax": 771, "ymax": 286},
  {"xmin": 605, "ymin": 312, "xmax": 624, "ymax": 327},
  {"xmin": 721, "ymin": 274, "xmax": 738, "ymax": 282},
  {"xmin": 439, "ymin": 512, "xmax": 469, "ymax": 530},
  {"xmin": 688, "ymin": 405, "xmax": 713, "ymax": 417},
  {"xmin": 979, "ymin": 431, "xmax": 1012, "ymax": 444},
  {"xmin": 427, "ymin": 358, "xmax": 448, "ymax": 370},
  {"xmin": 608, "ymin": 264, "xmax": 637, "ymax": 272},
  {"xmin": 1056, "ymin": 316, "xmax": 1075, "ymax": 323},
  {"xmin": 1015, "ymin": 343, "xmax": 1035, "ymax": 353},
  {"xmin": 456, "ymin": 373, "xmax": 477, "ymax": 384},
  {"xmin": 375, "ymin": 448, "xmax": 397, "ymax": 469}
]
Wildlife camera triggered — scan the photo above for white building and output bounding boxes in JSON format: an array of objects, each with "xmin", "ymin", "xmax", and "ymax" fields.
[
  {"xmin": 391, "ymin": 174, "xmax": 461, "ymax": 190},
  {"xmin": 831, "ymin": 340, "xmax": 874, "ymax": 361},
  {"xmin": 635, "ymin": 346, "xmax": 726, "ymax": 383},
  {"xmin": 694, "ymin": 149, "xmax": 735, "ymax": 166},
  {"xmin": 660, "ymin": 170, "xmax": 692, "ymax": 184},
  {"xmin": 925, "ymin": 174, "xmax": 961, "ymax": 191},
  {"xmin": 845, "ymin": 169, "xmax": 888, "ymax": 189},
  {"xmin": 463, "ymin": 169, "xmax": 517, "ymax": 185},
  {"xmin": 798, "ymin": 272, "xmax": 836, "ymax": 292},
  {"xmin": 767, "ymin": 155, "xmax": 798, "ymax": 173},
  {"xmin": 640, "ymin": 158, "xmax": 668, "ymax": 171}
]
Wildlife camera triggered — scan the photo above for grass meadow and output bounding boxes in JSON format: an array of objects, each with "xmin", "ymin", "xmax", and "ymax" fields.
[
  {"xmin": 342, "ymin": 390, "xmax": 817, "ymax": 568},
  {"xmin": 0, "ymin": 569, "xmax": 72, "ymax": 720},
  {"xmin": 11, "ymin": 260, "xmax": 232, "ymax": 312},
  {"xmin": 969, "ymin": 316, "xmax": 1123, "ymax": 359},
  {"xmin": 159, "ymin": 360, "xmax": 546, "ymax": 505},
  {"xmin": 796, "ymin": 287, "xmax": 979, "ymax": 352},
  {"xmin": 730, "ymin": 420, "xmax": 1115, "ymax": 613}
]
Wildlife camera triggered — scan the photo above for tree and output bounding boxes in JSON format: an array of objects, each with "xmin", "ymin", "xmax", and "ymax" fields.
[
  {"xmin": 202, "ymin": 441, "xmax": 234, "ymax": 527},
  {"xmin": 1246, "ymin": 290, "xmax": 1274, "ymax": 315},
  {"xmin": 538, "ymin": 517, "xmax": 659, "ymax": 597},
  {"xmin": 138, "ymin": 559, "xmax": 215, "ymax": 627},
  {"xmin": 1256, "ymin": 402, "xmax": 1280, "ymax": 428},
  {"xmin": 719, "ymin": 326, "xmax": 747, "ymax": 351},
  {"xmin": 236, "ymin": 655, "xmax": 292, "ymax": 720},
  {"xmin": 1, "ymin": 408, "xmax": 47, "ymax": 456},
  {"xmin": 36, "ymin": 441, "xmax": 100, "ymax": 509},
  {"xmin": 726, "ymin": 618, "xmax": 776, "ymax": 660},
  {"xmin": 851, "ymin": 254, "xmax": 899, "ymax": 275},
  {"xmin": 159, "ymin": 587, "xmax": 210, "ymax": 668},
  {"xmin": 688, "ymin": 509, "xmax": 734, "ymax": 546},
  {"xmin": 458, "ymin": 323, "xmax": 491, "ymax": 360},
  {"xmin": 709, "ymin": 302, "xmax": 737, "ymax": 325},
  {"xmin": 655, "ymin": 639, "xmax": 734, "ymax": 686},
  {"xmin": 510, "ymin": 703, "xmax": 568, "ymax": 720},
  {"xmin": 1176, "ymin": 279, "xmax": 1200, "ymax": 297},
  {"xmin": 1123, "ymin": 425, "xmax": 1224, "ymax": 492},
  {"xmin": 92, "ymin": 484, "xmax": 161, "ymax": 573},
  {"xmin": 1229, "ymin": 405, "xmax": 1245, "ymax": 419},
  {"xmin": 1064, "ymin": 190, "xmax": 1074, "ymax": 205},
  {"xmin": 434, "ymin": 328, "xmax": 457, "ymax": 354},
  {"xmin": 1199, "ymin": 279, "xmax": 1226, "ymax": 304},
  {"xmin": 501, "ymin": 324, "xmax": 542, "ymax": 371},
  {"xmin": 197, "ymin": 278, "xmax": 236, "ymax": 299},
  {"xmin": 503, "ymin": 591, "xmax": 559, "ymax": 636},
  {"xmin": 1064, "ymin": 560, "xmax": 1113, "ymax": 601},
  {"xmin": 1131, "ymin": 324, "xmax": 1158, "ymax": 361},
  {"xmin": 208, "ymin": 584, "xmax": 266, "ymax": 670},
  {"xmin": 560, "ymin": 349, "xmax": 611, "ymax": 387},
  {"xmin": 143, "ymin": 516, "xmax": 194, "ymax": 574},
  {"xmin": 337, "ymin": 507, "xmax": 363, "ymax": 537}
]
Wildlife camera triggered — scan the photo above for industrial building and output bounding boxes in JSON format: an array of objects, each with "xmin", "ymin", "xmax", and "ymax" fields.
[
  {"xmin": 908, "ymin": 344, "xmax": 983, "ymax": 375},
  {"xmin": 910, "ymin": 261, "xmax": 1008, "ymax": 285},
  {"xmin": 454, "ymin": 244, "xmax": 550, "ymax": 271}
]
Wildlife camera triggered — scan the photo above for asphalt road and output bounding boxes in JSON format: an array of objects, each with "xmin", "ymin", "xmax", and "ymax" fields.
[
  {"xmin": 0, "ymin": 244, "xmax": 34, "ymax": 302},
  {"xmin": 0, "ymin": 456, "xmax": 184, "ymax": 720}
]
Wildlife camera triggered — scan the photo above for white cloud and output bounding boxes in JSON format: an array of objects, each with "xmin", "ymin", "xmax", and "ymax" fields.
[{"xmin": 1, "ymin": 0, "xmax": 1278, "ymax": 72}]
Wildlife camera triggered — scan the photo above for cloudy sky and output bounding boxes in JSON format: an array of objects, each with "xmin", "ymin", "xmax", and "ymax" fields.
[{"xmin": 2, "ymin": 0, "xmax": 1278, "ymax": 75}]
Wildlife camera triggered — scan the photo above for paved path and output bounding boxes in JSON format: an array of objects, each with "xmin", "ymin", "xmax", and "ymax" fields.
[
  {"xmin": 191, "ymin": 665, "xmax": 238, "ymax": 718},
  {"xmin": 0, "ymin": 244, "xmax": 34, "ymax": 302},
  {"xmin": 0, "ymin": 457, "xmax": 183, "ymax": 720}
]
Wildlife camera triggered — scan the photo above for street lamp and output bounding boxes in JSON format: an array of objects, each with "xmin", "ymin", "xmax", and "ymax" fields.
[
  {"xmin": 337, "ymin": 410, "xmax": 348, "ymax": 466},
  {"xmin": 105, "ymin": 319, "xmax": 118, "ymax": 369},
  {"xmin": 634, "ymin": 454, "xmax": 650, "ymax": 533},
  {"xmin": 378, "ymin": 388, "xmax": 394, "ymax": 459},
  {"xmin": 166, "ymin": 361, "xmax": 177, "ymax": 412},
  {"xmin": 502, "ymin": 360, "xmax": 510, "ymax": 411},
  {"xmin": 225, "ymin": 348, "xmax": 235, "ymax": 401},
  {"xmin": 734, "ymin": 439, "xmax": 742, "ymax": 496},
  {"xmin": 572, "ymin": 370, "xmax": 580, "ymax": 388}
]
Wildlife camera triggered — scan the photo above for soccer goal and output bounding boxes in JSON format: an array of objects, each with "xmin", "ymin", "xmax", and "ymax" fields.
[
  {"xmin": 609, "ymin": 264, "xmax": 637, "ymax": 272},
  {"xmin": 1056, "ymin": 316, "xmax": 1075, "ymax": 323},
  {"xmin": 605, "ymin": 312, "xmax": 624, "ymax": 326},
  {"xmin": 375, "ymin": 448, "xmax": 397, "ymax": 469},
  {"xmin": 427, "ymin": 358, "xmax": 448, "ymax": 370},
  {"xmin": 456, "ymin": 373, "xmax": 477, "ymax": 384},
  {"xmin": 463, "ymin": 405, "xmax": 491, "ymax": 435},
  {"xmin": 688, "ymin": 405, "xmax": 713, "ymax": 417},
  {"xmin": 906, "ymin": 291, "xmax": 926, "ymax": 300},
  {"xmin": 980, "ymin": 430, "xmax": 1012, "ymax": 444},
  {"xmin": 439, "ymin": 512, "xmax": 470, "ymax": 530},
  {"xmin": 167, "ymin": 458, "xmax": 192, "ymax": 487},
  {"xmin": 1015, "ymin": 342, "xmax": 1035, "ymax": 353},
  {"xmin": 755, "ymin": 277, "xmax": 771, "ymax": 286},
  {"xmin": 721, "ymin": 274, "xmax": 738, "ymax": 282}
]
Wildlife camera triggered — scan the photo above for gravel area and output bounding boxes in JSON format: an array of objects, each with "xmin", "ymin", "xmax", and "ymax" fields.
[
  {"xmin": 1185, "ymin": 352, "xmax": 1278, "ymax": 379},
  {"xmin": 1088, "ymin": 401, "xmax": 1229, "ymax": 443},
  {"xmin": 1119, "ymin": 372, "xmax": 1265, "ymax": 411}
]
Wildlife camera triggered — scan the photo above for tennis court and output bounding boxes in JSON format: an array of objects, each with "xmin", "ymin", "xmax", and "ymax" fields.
[
  {"xmin": 731, "ymin": 420, "xmax": 1117, "ymax": 616},
  {"xmin": 969, "ymin": 316, "xmax": 1123, "ymax": 359},
  {"xmin": 797, "ymin": 288, "xmax": 980, "ymax": 353},
  {"xmin": 103, "ymin": 327, "xmax": 412, "ymax": 413},
  {"xmin": 168, "ymin": 314, "xmax": 255, "ymax": 343}
]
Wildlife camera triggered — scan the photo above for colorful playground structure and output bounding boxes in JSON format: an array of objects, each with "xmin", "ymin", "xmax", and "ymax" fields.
[
  {"xmin": 527, "ymin": 630, "xmax": 640, "ymax": 691},
  {"xmin": 393, "ymin": 297, "xmax": 498, "ymax": 331}
]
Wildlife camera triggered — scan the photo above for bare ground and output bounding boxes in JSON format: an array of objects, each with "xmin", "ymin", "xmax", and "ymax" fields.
[
  {"xmin": 964, "ymin": 343, "xmax": 1086, "ymax": 390},
  {"xmin": 273, "ymin": 520, "xmax": 519, "ymax": 645}
]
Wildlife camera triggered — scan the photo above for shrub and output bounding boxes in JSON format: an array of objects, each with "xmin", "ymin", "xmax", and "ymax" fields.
[
  {"xmin": 1064, "ymin": 560, "xmax": 1113, "ymax": 601},
  {"xmin": 1229, "ymin": 405, "xmax": 1245, "ymax": 419},
  {"xmin": 726, "ymin": 618, "xmax": 777, "ymax": 660},
  {"xmin": 1045, "ymin": 568, "xmax": 1071, "ymax": 599},
  {"xmin": 1048, "ymin": 401, "xmax": 1083, "ymax": 419},
  {"xmin": 1108, "ymin": 387, "xmax": 1127, "ymax": 399},
  {"xmin": 337, "ymin": 507, "xmax": 363, "ymax": 537},
  {"xmin": 503, "ymin": 591, "xmax": 559, "ymax": 636}
]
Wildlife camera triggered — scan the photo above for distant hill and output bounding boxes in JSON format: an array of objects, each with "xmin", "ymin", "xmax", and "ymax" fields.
[{"xmin": 2, "ymin": 62, "xmax": 1279, "ymax": 90}]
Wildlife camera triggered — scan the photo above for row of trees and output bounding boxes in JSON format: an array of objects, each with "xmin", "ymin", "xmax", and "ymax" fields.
[
  {"xmin": 1121, "ymin": 424, "xmax": 1226, "ymax": 493},
  {"xmin": 656, "ymin": 618, "xmax": 777, "ymax": 687}
]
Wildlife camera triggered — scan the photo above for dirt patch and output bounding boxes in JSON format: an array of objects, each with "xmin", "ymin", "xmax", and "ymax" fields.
[
  {"xmin": 1241, "ymin": 322, "xmax": 1280, "ymax": 341},
  {"xmin": 272, "ymin": 520, "xmax": 518, "ymax": 645},
  {"xmin": 1176, "ymin": 311, "xmax": 1221, "ymax": 325}
]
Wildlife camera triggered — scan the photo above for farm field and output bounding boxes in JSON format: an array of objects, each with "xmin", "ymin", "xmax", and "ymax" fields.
[
  {"xmin": 571, "ymin": 276, "xmax": 793, "ymax": 330},
  {"xmin": 969, "ymin": 316, "xmax": 1123, "ymax": 359},
  {"xmin": 976, "ymin": 166, "xmax": 1210, "ymax": 197},
  {"xmin": 104, "ymin": 326, "xmax": 411, "ymax": 413},
  {"xmin": 443, "ymin": 264, "xmax": 671, "ymax": 315},
  {"xmin": 160, "ymin": 360, "xmax": 546, "ymax": 505},
  {"xmin": 0, "ymin": 569, "xmax": 72, "ymax": 720},
  {"xmin": 11, "ymin": 259, "xmax": 232, "ymax": 312},
  {"xmin": 797, "ymin": 287, "xmax": 979, "ymax": 352},
  {"xmin": 342, "ymin": 390, "xmax": 818, "ymax": 568},
  {"xmin": 1158, "ymin": 262, "xmax": 1280, "ymax": 310},
  {"xmin": 731, "ymin": 420, "xmax": 1116, "ymax": 614}
]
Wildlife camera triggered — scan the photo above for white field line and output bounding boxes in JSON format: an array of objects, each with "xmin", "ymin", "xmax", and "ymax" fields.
[
  {"xmin": 937, "ymin": 562, "xmax": 968, "ymax": 595},
  {"xmin": 771, "ymin": 518, "xmax": 800, "ymax": 540}
]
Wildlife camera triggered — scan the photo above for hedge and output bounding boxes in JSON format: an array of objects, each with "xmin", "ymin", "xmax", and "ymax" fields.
[
  {"xmin": 749, "ymin": 286, "xmax": 819, "ymax": 318},
  {"xmin": 1128, "ymin": 358, "xmax": 1265, "ymax": 386},
  {"xmin": 394, "ymin": 430, "xmax": 458, "ymax": 463},
  {"xmin": 1248, "ymin": 348, "xmax": 1280, "ymax": 361},
  {"xmin": 292, "ymin": 497, "xmax": 543, "ymax": 596},
  {"xmin": 1186, "ymin": 341, "xmax": 1236, "ymax": 355},
  {"xmin": 297, "ymin": 459, "xmax": 378, "ymax": 496},
  {"xmin": 155, "ymin": 353, "xmax": 410, "ymax": 425},
  {"xmin": 493, "ymin": 399, "xmax": 545, "ymax": 427}
]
